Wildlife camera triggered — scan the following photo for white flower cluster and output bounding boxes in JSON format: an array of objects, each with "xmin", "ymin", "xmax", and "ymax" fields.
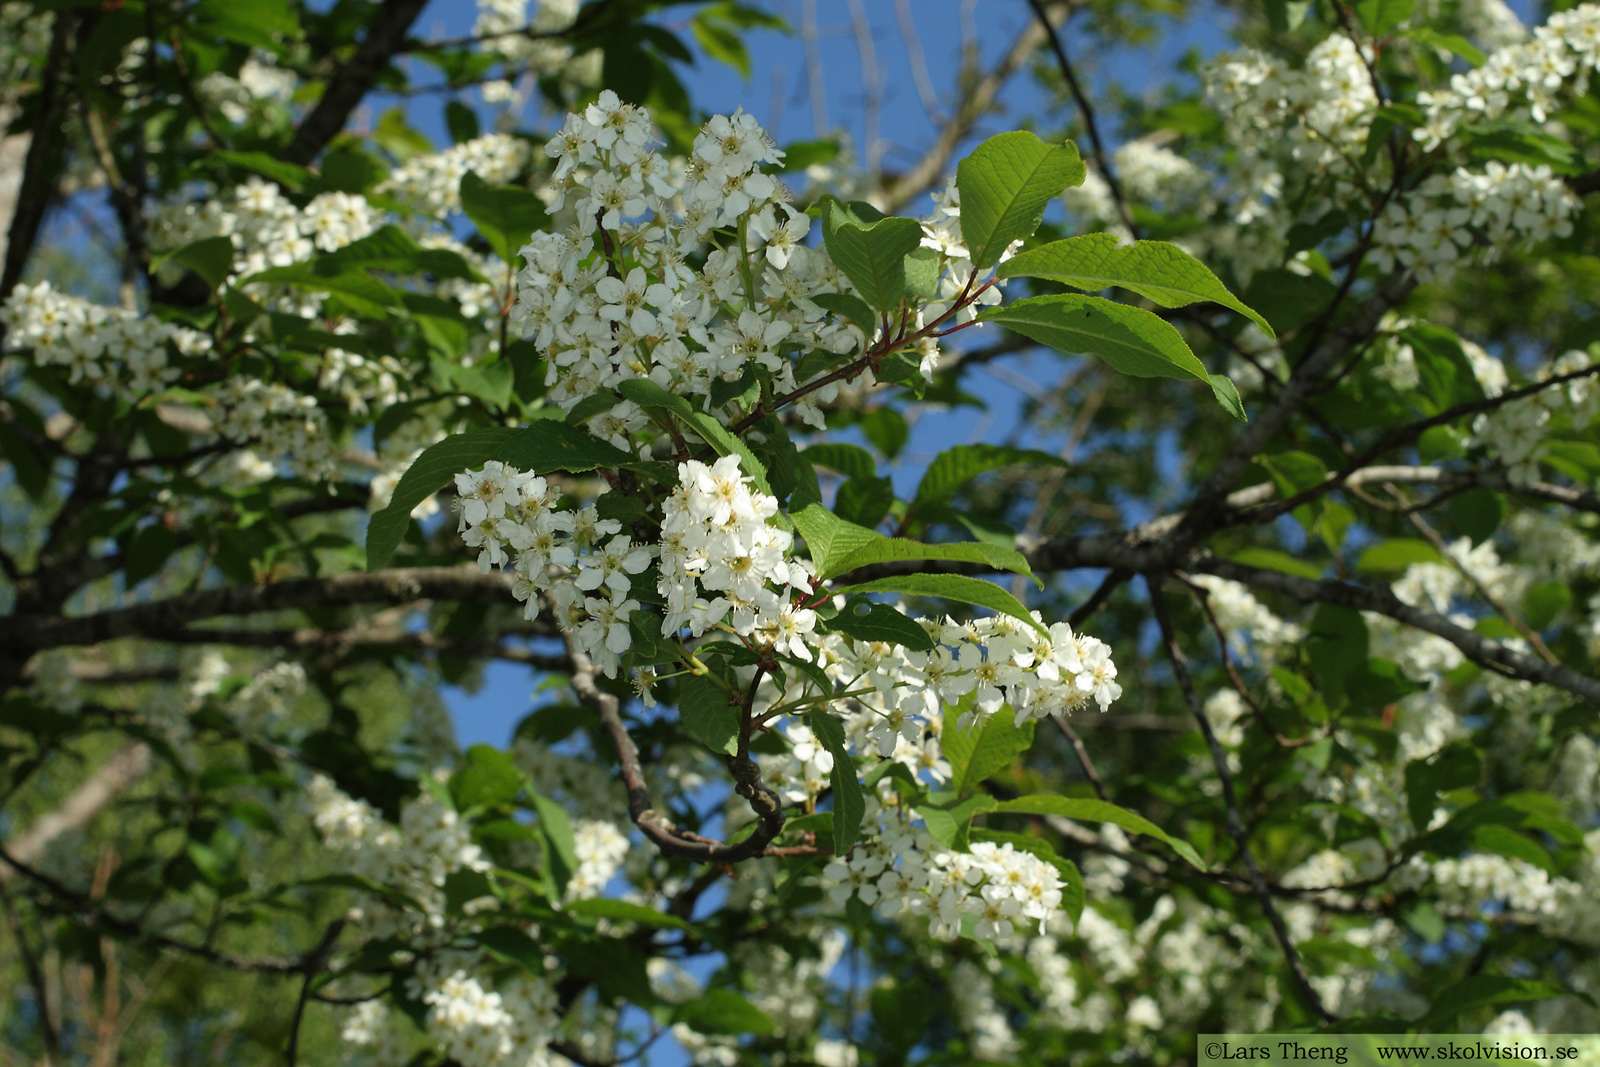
[
  {"xmin": 450, "ymin": 459, "xmax": 650, "ymax": 677},
  {"xmin": 656, "ymin": 455, "xmax": 817, "ymax": 650},
  {"xmin": 380, "ymin": 133, "xmax": 531, "ymax": 219},
  {"xmin": 1, "ymin": 281, "xmax": 209, "ymax": 393},
  {"xmin": 822, "ymin": 816, "xmax": 1065, "ymax": 941},
  {"xmin": 150, "ymin": 177, "xmax": 380, "ymax": 281},
  {"xmin": 305, "ymin": 775, "xmax": 490, "ymax": 930},
  {"xmin": 515, "ymin": 93, "xmax": 1001, "ymax": 436},
  {"xmin": 414, "ymin": 961, "xmax": 561, "ymax": 1067},
  {"xmin": 1205, "ymin": 35, "xmax": 1377, "ymax": 169},
  {"xmin": 227, "ymin": 661, "xmax": 306, "ymax": 735},
  {"xmin": 473, "ymin": 0, "xmax": 581, "ymax": 103},
  {"xmin": 564, "ymin": 819, "xmax": 629, "ymax": 901},
  {"xmin": 197, "ymin": 55, "xmax": 296, "ymax": 125},
  {"xmin": 1417, "ymin": 5, "xmax": 1600, "ymax": 145},
  {"xmin": 1370, "ymin": 162, "xmax": 1577, "ymax": 282},
  {"xmin": 1188, "ymin": 576, "xmax": 1303, "ymax": 664},
  {"xmin": 212, "ymin": 377, "xmax": 344, "ymax": 483},
  {"xmin": 1471, "ymin": 349, "xmax": 1598, "ymax": 483}
]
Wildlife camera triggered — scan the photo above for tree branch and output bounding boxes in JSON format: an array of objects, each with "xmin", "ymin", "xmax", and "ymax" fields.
[
  {"xmin": 1025, "ymin": 0, "xmax": 1138, "ymax": 236},
  {"xmin": 0, "ymin": 567, "xmax": 523, "ymax": 652},
  {"xmin": 560, "ymin": 631, "xmax": 796, "ymax": 864},
  {"xmin": 0, "ymin": 743, "xmax": 151, "ymax": 884},
  {"xmin": 280, "ymin": 0, "xmax": 432, "ymax": 167},
  {"xmin": 1194, "ymin": 554, "xmax": 1600, "ymax": 706}
]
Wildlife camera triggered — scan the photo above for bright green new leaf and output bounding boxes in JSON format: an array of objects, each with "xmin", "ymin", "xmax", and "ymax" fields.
[
  {"xmin": 789, "ymin": 502, "xmax": 1036, "ymax": 582},
  {"xmin": 835, "ymin": 573, "xmax": 1045, "ymax": 634},
  {"xmin": 999, "ymin": 233, "xmax": 1275, "ymax": 337},
  {"xmin": 1355, "ymin": 0, "xmax": 1416, "ymax": 36},
  {"xmin": 823, "ymin": 601, "xmax": 937, "ymax": 652},
  {"xmin": 802, "ymin": 442, "xmax": 877, "ymax": 481},
  {"xmin": 566, "ymin": 898, "xmax": 694, "ymax": 931},
  {"xmin": 979, "ymin": 294, "xmax": 1210, "ymax": 382},
  {"xmin": 460, "ymin": 173, "xmax": 550, "ymax": 266},
  {"xmin": 915, "ymin": 793, "xmax": 998, "ymax": 851},
  {"xmin": 365, "ymin": 428, "xmax": 519, "ymax": 571},
  {"xmin": 671, "ymin": 988, "xmax": 776, "ymax": 1035},
  {"xmin": 912, "ymin": 444, "xmax": 1068, "ymax": 512},
  {"xmin": 992, "ymin": 795, "xmax": 1207, "ymax": 869},
  {"xmin": 679, "ymin": 673, "xmax": 740, "ymax": 755},
  {"xmin": 821, "ymin": 203, "xmax": 924, "ymax": 311},
  {"xmin": 806, "ymin": 710, "xmax": 864, "ymax": 853},
  {"xmin": 956, "ymin": 132, "xmax": 1086, "ymax": 269}
]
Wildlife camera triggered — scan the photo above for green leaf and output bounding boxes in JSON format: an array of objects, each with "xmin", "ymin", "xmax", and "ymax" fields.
[
  {"xmin": 194, "ymin": 0, "xmax": 300, "ymax": 49},
  {"xmin": 1209, "ymin": 374, "xmax": 1248, "ymax": 421},
  {"xmin": 858, "ymin": 407, "xmax": 908, "ymax": 459},
  {"xmin": 833, "ymin": 476, "xmax": 894, "ymax": 528},
  {"xmin": 1405, "ymin": 741, "xmax": 1482, "ymax": 830},
  {"xmin": 956, "ymin": 132, "xmax": 1086, "ymax": 269},
  {"xmin": 0, "ymin": 422, "xmax": 48, "ymax": 500},
  {"xmin": 789, "ymin": 502, "xmax": 1036, "ymax": 583},
  {"xmin": 125, "ymin": 524, "xmax": 179, "ymax": 586},
  {"xmin": 450, "ymin": 744, "xmax": 522, "ymax": 809},
  {"xmin": 992, "ymin": 795, "xmax": 1206, "ymax": 869},
  {"xmin": 955, "ymin": 714, "xmax": 1035, "ymax": 794},
  {"xmin": 460, "ymin": 173, "xmax": 548, "ymax": 265},
  {"xmin": 806, "ymin": 710, "xmax": 864, "ymax": 853},
  {"xmin": 915, "ymin": 793, "xmax": 997, "ymax": 851},
  {"xmin": 671, "ymin": 988, "xmax": 775, "ymax": 1036},
  {"xmin": 213, "ymin": 150, "xmax": 312, "ymax": 191},
  {"xmin": 1523, "ymin": 580, "xmax": 1572, "ymax": 630},
  {"xmin": 903, "ymin": 246, "xmax": 943, "ymax": 300},
  {"xmin": 1448, "ymin": 488, "xmax": 1502, "ymax": 545},
  {"xmin": 493, "ymin": 419, "xmax": 638, "ymax": 474},
  {"xmin": 1356, "ymin": 538, "xmax": 1444, "ymax": 573},
  {"xmin": 1419, "ymin": 976, "xmax": 1564, "ymax": 1029},
  {"xmin": 1306, "ymin": 603, "xmax": 1370, "ymax": 710},
  {"xmin": 835, "ymin": 573, "xmax": 1045, "ymax": 634},
  {"xmin": 822, "ymin": 600, "xmax": 936, "ymax": 652},
  {"xmin": 529, "ymin": 790, "xmax": 577, "ymax": 895},
  {"xmin": 160, "ymin": 236, "xmax": 236, "ymax": 289},
  {"xmin": 811, "ymin": 291, "xmax": 878, "ymax": 329},
  {"xmin": 692, "ymin": 14, "xmax": 752, "ymax": 78},
  {"xmin": 1354, "ymin": 0, "xmax": 1415, "ymax": 37},
  {"xmin": 445, "ymin": 100, "xmax": 480, "ymax": 144},
  {"xmin": 616, "ymin": 379, "xmax": 774, "ymax": 496},
  {"xmin": 999, "ymin": 234, "xmax": 1274, "ymax": 337},
  {"xmin": 979, "ymin": 294, "xmax": 1211, "ymax": 384},
  {"xmin": 912, "ymin": 444, "xmax": 1068, "ymax": 512},
  {"xmin": 1264, "ymin": 0, "xmax": 1312, "ymax": 32},
  {"xmin": 564, "ymin": 936, "xmax": 658, "ymax": 1006},
  {"xmin": 473, "ymin": 926, "xmax": 545, "ymax": 974},
  {"xmin": 802, "ymin": 442, "xmax": 877, "ymax": 481},
  {"xmin": 1404, "ymin": 324, "xmax": 1486, "ymax": 411},
  {"xmin": 821, "ymin": 203, "xmax": 924, "ymax": 311},
  {"xmin": 314, "ymin": 224, "xmax": 485, "ymax": 282},
  {"xmin": 365, "ymin": 428, "xmax": 520, "ymax": 571},
  {"xmin": 565, "ymin": 898, "xmax": 693, "ymax": 930},
  {"xmin": 1225, "ymin": 547, "xmax": 1324, "ymax": 580},
  {"xmin": 1403, "ymin": 28, "xmax": 1485, "ymax": 66},
  {"xmin": 679, "ymin": 673, "xmax": 740, "ymax": 755}
]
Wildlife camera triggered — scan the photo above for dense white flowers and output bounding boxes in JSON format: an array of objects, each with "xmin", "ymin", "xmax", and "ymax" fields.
[{"xmin": 1, "ymin": 281, "xmax": 208, "ymax": 393}]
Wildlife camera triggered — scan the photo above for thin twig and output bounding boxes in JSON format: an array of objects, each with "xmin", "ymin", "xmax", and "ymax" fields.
[{"xmin": 1024, "ymin": 0, "xmax": 1137, "ymax": 236}]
